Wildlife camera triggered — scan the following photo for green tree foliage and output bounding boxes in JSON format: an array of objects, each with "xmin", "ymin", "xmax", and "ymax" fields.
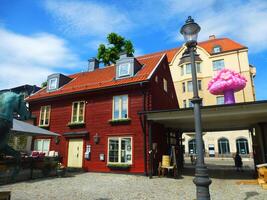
[{"xmin": 97, "ymin": 33, "xmax": 134, "ymax": 65}]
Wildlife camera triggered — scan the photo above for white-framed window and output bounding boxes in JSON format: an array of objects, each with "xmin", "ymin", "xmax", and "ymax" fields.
[
  {"xmin": 183, "ymin": 100, "xmax": 187, "ymax": 108},
  {"xmin": 187, "ymin": 81, "xmax": 193, "ymax": 92},
  {"xmin": 213, "ymin": 46, "xmax": 221, "ymax": 53},
  {"xmin": 216, "ymin": 96, "xmax": 224, "ymax": 105},
  {"xmin": 163, "ymin": 78, "xmax": 168, "ymax": 92},
  {"xmin": 182, "ymin": 82, "xmax": 186, "ymax": 93},
  {"xmin": 180, "ymin": 65, "xmax": 184, "ymax": 76},
  {"xmin": 213, "ymin": 59, "xmax": 225, "ymax": 71},
  {"xmin": 108, "ymin": 137, "xmax": 132, "ymax": 164},
  {"xmin": 71, "ymin": 101, "xmax": 85, "ymax": 123},
  {"xmin": 196, "ymin": 63, "xmax": 201, "ymax": 73},
  {"xmin": 185, "ymin": 63, "xmax": 201, "ymax": 74},
  {"xmin": 39, "ymin": 105, "xmax": 51, "ymax": 126},
  {"xmin": 118, "ymin": 63, "xmax": 131, "ymax": 77},
  {"xmin": 186, "ymin": 63, "xmax": 191, "ymax": 74},
  {"xmin": 34, "ymin": 139, "xmax": 50, "ymax": 154},
  {"xmin": 48, "ymin": 78, "xmax": 58, "ymax": 90},
  {"xmin": 113, "ymin": 95, "xmax": 128, "ymax": 120},
  {"xmin": 189, "ymin": 101, "xmax": 194, "ymax": 108}
]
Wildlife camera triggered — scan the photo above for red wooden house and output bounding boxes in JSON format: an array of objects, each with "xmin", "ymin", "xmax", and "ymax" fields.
[{"xmin": 27, "ymin": 52, "xmax": 178, "ymax": 174}]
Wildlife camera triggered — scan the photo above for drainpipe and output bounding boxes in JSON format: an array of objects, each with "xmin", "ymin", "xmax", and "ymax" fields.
[{"xmin": 140, "ymin": 82, "xmax": 148, "ymax": 176}]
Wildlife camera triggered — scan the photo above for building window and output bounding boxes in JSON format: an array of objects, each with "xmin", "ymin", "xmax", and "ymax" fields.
[
  {"xmin": 186, "ymin": 63, "xmax": 191, "ymax": 74},
  {"xmin": 189, "ymin": 139, "xmax": 197, "ymax": 154},
  {"xmin": 189, "ymin": 101, "xmax": 194, "ymax": 108},
  {"xmin": 236, "ymin": 138, "xmax": 249, "ymax": 154},
  {"xmin": 113, "ymin": 95, "xmax": 128, "ymax": 120},
  {"xmin": 218, "ymin": 138, "xmax": 230, "ymax": 155},
  {"xmin": 198, "ymin": 80, "xmax": 202, "ymax": 90},
  {"xmin": 34, "ymin": 139, "xmax": 50, "ymax": 154},
  {"xmin": 213, "ymin": 46, "xmax": 221, "ymax": 53},
  {"xmin": 48, "ymin": 78, "xmax": 58, "ymax": 90},
  {"xmin": 182, "ymin": 82, "xmax": 186, "ymax": 93},
  {"xmin": 71, "ymin": 101, "xmax": 85, "ymax": 123},
  {"xmin": 39, "ymin": 105, "xmax": 51, "ymax": 126},
  {"xmin": 183, "ymin": 100, "xmax": 187, "ymax": 108},
  {"xmin": 118, "ymin": 63, "xmax": 131, "ymax": 77},
  {"xmin": 213, "ymin": 59, "xmax": 225, "ymax": 71},
  {"xmin": 108, "ymin": 137, "xmax": 132, "ymax": 164},
  {"xmin": 196, "ymin": 63, "xmax": 201, "ymax": 73},
  {"xmin": 163, "ymin": 78, "xmax": 168, "ymax": 92},
  {"xmin": 187, "ymin": 81, "xmax": 193, "ymax": 92},
  {"xmin": 180, "ymin": 65, "xmax": 184, "ymax": 76},
  {"xmin": 216, "ymin": 96, "xmax": 224, "ymax": 105}
]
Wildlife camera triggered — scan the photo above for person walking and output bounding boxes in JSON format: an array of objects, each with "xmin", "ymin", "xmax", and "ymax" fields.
[{"xmin": 234, "ymin": 152, "xmax": 243, "ymax": 172}]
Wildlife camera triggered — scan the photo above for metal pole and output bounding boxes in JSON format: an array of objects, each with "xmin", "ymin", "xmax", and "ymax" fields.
[{"xmin": 188, "ymin": 43, "xmax": 212, "ymax": 200}]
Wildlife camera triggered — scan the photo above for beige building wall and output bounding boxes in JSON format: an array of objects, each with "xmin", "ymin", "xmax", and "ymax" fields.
[{"xmin": 169, "ymin": 37, "xmax": 256, "ymax": 157}]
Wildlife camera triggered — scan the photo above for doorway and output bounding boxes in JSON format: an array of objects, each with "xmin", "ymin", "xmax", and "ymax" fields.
[{"xmin": 67, "ymin": 139, "xmax": 83, "ymax": 168}]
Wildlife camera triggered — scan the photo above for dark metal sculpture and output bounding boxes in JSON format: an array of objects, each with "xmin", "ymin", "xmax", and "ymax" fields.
[{"xmin": 0, "ymin": 92, "xmax": 30, "ymax": 177}]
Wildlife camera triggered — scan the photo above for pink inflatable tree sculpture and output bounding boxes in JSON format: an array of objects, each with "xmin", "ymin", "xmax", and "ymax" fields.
[{"xmin": 208, "ymin": 69, "xmax": 247, "ymax": 104}]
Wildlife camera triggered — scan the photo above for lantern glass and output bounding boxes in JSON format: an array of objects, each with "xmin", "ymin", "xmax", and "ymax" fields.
[{"xmin": 180, "ymin": 16, "xmax": 201, "ymax": 43}]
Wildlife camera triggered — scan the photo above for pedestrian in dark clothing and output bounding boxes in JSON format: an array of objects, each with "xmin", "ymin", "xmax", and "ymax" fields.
[{"xmin": 234, "ymin": 152, "xmax": 243, "ymax": 172}]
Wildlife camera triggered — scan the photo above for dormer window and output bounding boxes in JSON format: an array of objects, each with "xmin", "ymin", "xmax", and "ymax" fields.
[
  {"xmin": 213, "ymin": 45, "xmax": 222, "ymax": 53},
  {"xmin": 48, "ymin": 78, "xmax": 58, "ymax": 90},
  {"xmin": 118, "ymin": 63, "xmax": 131, "ymax": 77}
]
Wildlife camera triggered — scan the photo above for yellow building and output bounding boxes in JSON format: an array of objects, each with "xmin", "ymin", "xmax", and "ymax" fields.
[{"xmin": 154, "ymin": 35, "xmax": 256, "ymax": 157}]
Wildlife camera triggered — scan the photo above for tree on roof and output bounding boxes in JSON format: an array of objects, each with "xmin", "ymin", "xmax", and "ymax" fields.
[{"xmin": 97, "ymin": 33, "xmax": 134, "ymax": 65}]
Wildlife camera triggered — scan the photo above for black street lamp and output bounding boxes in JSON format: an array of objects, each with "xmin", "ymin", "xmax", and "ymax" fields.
[{"xmin": 180, "ymin": 16, "xmax": 212, "ymax": 200}]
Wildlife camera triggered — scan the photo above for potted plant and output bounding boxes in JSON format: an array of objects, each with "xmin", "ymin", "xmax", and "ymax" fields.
[{"xmin": 56, "ymin": 162, "xmax": 66, "ymax": 177}]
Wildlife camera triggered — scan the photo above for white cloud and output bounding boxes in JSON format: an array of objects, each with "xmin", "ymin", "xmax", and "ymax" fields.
[
  {"xmin": 0, "ymin": 27, "xmax": 83, "ymax": 89},
  {"xmin": 44, "ymin": 0, "xmax": 133, "ymax": 37}
]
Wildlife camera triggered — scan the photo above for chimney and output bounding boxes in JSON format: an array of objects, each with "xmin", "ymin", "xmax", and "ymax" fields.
[
  {"xmin": 88, "ymin": 57, "xmax": 99, "ymax": 72},
  {"xmin": 209, "ymin": 35, "xmax": 216, "ymax": 40}
]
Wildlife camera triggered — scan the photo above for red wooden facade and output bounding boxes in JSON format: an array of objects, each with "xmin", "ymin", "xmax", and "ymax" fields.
[{"xmin": 28, "ymin": 54, "xmax": 178, "ymax": 174}]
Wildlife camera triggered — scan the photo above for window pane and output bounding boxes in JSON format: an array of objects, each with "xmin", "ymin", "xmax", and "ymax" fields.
[
  {"xmin": 114, "ymin": 97, "xmax": 120, "ymax": 119},
  {"xmin": 43, "ymin": 140, "xmax": 50, "ymax": 152},
  {"xmin": 198, "ymin": 80, "xmax": 202, "ymax": 90},
  {"xmin": 122, "ymin": 96, "xmax": 128, "ymax": 119},
  {"xmin": 186, "ymin": 63, "xmax": 191, "ymax": 74},
  {"xmin": 49, "ymin": 78, "xmax": 57, "ymax": 90},
  {"xmin": 109, "ymin": 139, "xmax": 119, "ymax": 162},
  {"xmin": 216, "ymin": 96, "xmax": 224, "ymax": 105},
  {"xmin": 119, "ymin": 63, "xmax": 130, "ymax": 77},
  {"xmin": 121, "ymin": 138, "xmax": 131, "ymax": 164},
  {"xmin": 72, "ymin": 103, "xmax": 78, "ymax": 122},
  {"xmin": 34, "ymin": 140, "xmax": 43, "ymax": 151},
  {"xmin": 182, "ymin": 83, "xmax": 186, "ymax": 93},
  {"xmin": 79, "ymin": 102, "xmax": 84, "ymax": 122},
  {"xmin": 187, "ymin": 81, "xmax": 193, "ymax": 92},
  {"xmin": 180, "ymin": 66, "xmax": 184, "ymax": 76},
  {"xmin": 213, "ymin": 60, "xmax": 225, "ymax": 71},
  {"xmin": 45, "ymin": 106, "xmax": 50, "ymax": 125},
  {"xmin": 196, "ymin": 63, "xmax": 201, "ymax": 73}
]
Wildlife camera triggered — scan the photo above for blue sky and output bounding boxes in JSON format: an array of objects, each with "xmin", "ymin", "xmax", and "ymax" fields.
[{"xmin": 0, "ymin": 0, "xmax": 266, "ymax": 100}]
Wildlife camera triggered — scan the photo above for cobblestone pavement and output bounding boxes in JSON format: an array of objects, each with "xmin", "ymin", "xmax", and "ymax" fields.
[{"xmin": 1, "ymin": 169, "xmax": 267, "ymax": 200}]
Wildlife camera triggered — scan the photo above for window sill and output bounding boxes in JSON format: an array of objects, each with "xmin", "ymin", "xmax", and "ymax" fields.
[
  {"xmin": 67, "ymin": 122, "xmax": 85, "ymax": 128},
  {"xmin": 108, "ymin": 118, "xmax": 131, "ymax": 125},
  {"xmin": 38, "ymin": 125, "xmax": 50, "ymax": 129},
  {"xmin": 107, "ymin": 163, "xmax": 131, "ymax": 170}
]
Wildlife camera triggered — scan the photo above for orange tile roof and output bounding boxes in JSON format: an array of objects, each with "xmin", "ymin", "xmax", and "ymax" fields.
[
  {"xmin": 28, "ymin": 37, "xmax": 246, "ymax": 102},
  {"xmin": 28, "ymin": 53, "xmax": 166, "ymax": 101}
]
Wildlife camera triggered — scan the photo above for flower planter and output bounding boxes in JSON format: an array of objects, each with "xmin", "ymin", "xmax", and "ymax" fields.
[
  {"xmin": 56, "ymin": 168, "xmax": 66, "ymax": 177},
  {"xmin": 107, "ymin": 164, "xmax": 131, "ymax": 170}
]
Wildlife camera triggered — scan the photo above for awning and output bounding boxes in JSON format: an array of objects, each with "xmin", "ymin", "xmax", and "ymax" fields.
[
  {"xmin": 11, "ymin": 119, "xmax": 59, "ymax": 136},
  {"xmin": 63, "ymin": 131, "xmax": 89, "ymax": 138},
  {"xmin": 140, "ymin": 100, "xmax": 267, "ymax": 132}
]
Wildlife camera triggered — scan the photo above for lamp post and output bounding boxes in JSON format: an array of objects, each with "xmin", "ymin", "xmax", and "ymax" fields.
[{"xmin": 180, "ymin": 16, "xmax": 212, "ymax": 200}]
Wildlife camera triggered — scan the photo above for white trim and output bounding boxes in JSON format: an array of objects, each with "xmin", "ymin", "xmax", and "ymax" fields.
[
  {"xmin": 147, "ymin": 54, "xmax": 166, "ymax": 79},
  {"xmin": 39, "ymin": 105, "xmax": 51, "ymax": 126},
  {"xmin": 71, "ymin": 101, "xmax": 85, "ymax": 123},
  {"xmin": 107, "ymin": 136, "xmax": 133, "ymax": 164}
]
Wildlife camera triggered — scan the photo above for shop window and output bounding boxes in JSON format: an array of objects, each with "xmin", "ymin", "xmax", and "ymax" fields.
[
  {"xmin": 108, "ymin": 137, "xmax": 132, "ymax": 164},
  {"xmin": 34, "ymin": 139, "xmax": 50, "ymax": 154}
]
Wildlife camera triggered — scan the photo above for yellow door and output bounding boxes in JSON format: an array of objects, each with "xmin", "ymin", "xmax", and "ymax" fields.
[{"xmin": 67, "ymin": 139, "xmax": 83, "ymax": 168}]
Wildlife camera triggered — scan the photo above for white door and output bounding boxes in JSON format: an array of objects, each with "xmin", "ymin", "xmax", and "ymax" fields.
[{"xmin": 67, "ymin": 139, "xmax": 83, "ymax": 168}]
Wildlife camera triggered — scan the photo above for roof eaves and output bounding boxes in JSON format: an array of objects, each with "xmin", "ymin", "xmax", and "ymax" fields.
[{"xmin": 147, "ymin": 53, "xmax": 166, "ymax": 80}]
